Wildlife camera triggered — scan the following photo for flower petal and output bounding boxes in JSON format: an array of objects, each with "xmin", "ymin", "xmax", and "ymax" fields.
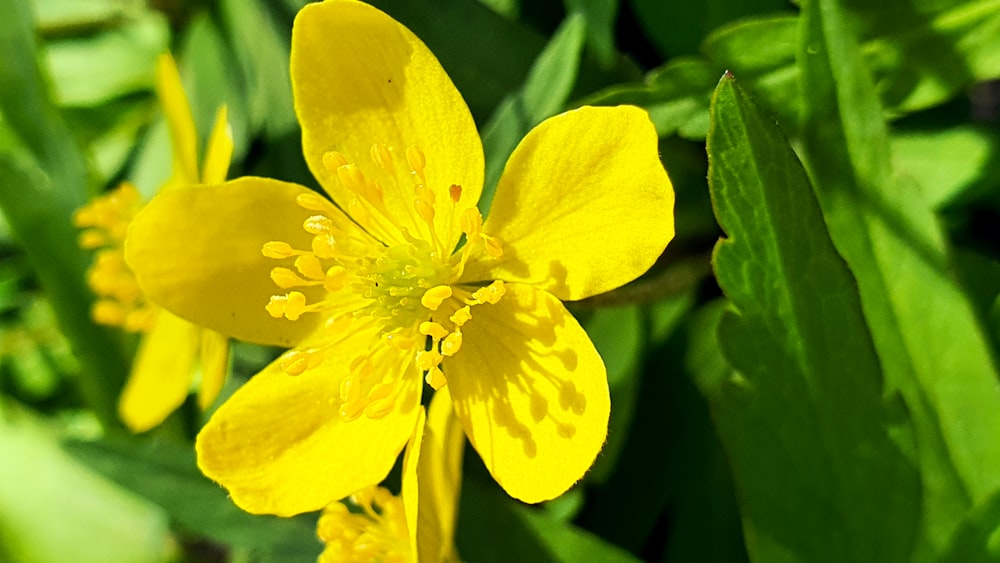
[
  {"xmin": 126, "ymin": 177, "xmax": 329, "ymax": 347},
  {"xmin": 445, "ymin": 283, "xmax": 610, "ymax": 503},
  {"xmin": 291, "ymin": 0, "xmax": 483, "ymax": 248},
  {"xmin": 118, "ymin": 310, "xmax": 200, "ymax": 433},
  {"xmin": 461, "ymin": 106, "xmax": 675, "ymax": 301},
  {"xmin": 196, "ymin": 330, "xmax": 229, "ymax": 411},
  {"xmin": 403, "ymin": 389, "xmax": 463, "ymax": 563},
  {"xmin": 196, "ymin": 327, "xmax": 422, "ymax": 516},
  {"xmin": 156, "ymin": 53, "xmax": 199, "ymax": 185},
  {"xmin": 199, "ymin": 105, "xmax": 233, "ymax": 185}
]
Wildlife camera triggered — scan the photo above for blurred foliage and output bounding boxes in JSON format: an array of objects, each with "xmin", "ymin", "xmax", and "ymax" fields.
[{"xmin": 0, "ymin": 0, "xmax": 998, "ymax": 561}]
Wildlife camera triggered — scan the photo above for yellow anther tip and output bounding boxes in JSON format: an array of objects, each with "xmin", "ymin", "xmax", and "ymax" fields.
[
  {"xmin": 262, "ymin": 241, "xmax": 295, "ymax": 259},
  {"xmin": 420, "ymin": 285, "xmax": 452, "ymax": 311},
  {"xmin": 322, "ymin": 151, "xmax": 349, "ymax": 173}
]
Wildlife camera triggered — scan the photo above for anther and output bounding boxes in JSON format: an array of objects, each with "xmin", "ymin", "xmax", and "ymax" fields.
[
  {"xmin": 262, "ymin": 241, "xmax": 296, "ymax": 258},
  {"xmin": 419, "ymin": 321, "xmax": 449, "ymax": 340},
  {"xmin": 414, "ymin": 199, "xmax": 435, "ymax": 225},
  {"xmin": 420, "ymin": 285, "xmax": 452, "ymax": 310},
  {"xmin": 483, "ymin": 235, "xmax": 504, "ymax": 258},
  {"xmin": 449, "ymin": 184, "xmax": 462, "ymax": 203},
  {"xmin": 270, "ymin": 267, "xmax": 308, "ymax": 288},
  {"xmin": 337, "ymin": 164, "xmax": 369, "ymax": 196},
  {"xmin": 416, "ymin": 350, "xmax": 442, "ymax": 371},
  {"xmin": 450, "ymin": 306, "xmax": 472, "ymax": 327},
  {"xmin": 370, "ymin": 143, "xmax": 394, "ymax": 172},
  {"xmin": 460, "ymin": 208, "xmax": 482, "ymax": 237},
  {"xmin": 472, "ymin": 280, "xmax": 505, "ymax": 304},
  {"xmin": 304, "ymin": 215, "xmax": 334, "ymax": 235},
  {"xmin": 322, "ymin": 151, "xmax": 349, "ymax": 173},
  {"xmin": 296, "ymin": 192, "xmax": 331, "ymax": 211},
  {"xmin": 425, "ymin": 366, "xmax": 447, "ymax": 390},
  {"xmin": 405, "ymin": 145, "xmax": 425, "ymax": 176},
  {"xmin": 441, "ymin": 331, "xmax": 463, "ymax": 356},
  {"xmin": 311, "ymin": 233, "xmax": 337, "ymax": 258},
  {"xmin": 295, "ymin": 254, "xmax": 325, "ymax": 280},
  {"xmin": 381, "ymin": 331, "xmax": 415, "ymax": 350}
]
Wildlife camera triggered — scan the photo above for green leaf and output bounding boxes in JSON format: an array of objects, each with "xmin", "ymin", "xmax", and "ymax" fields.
[
  {"xmin": 582, "ymin": 58, "xmax": 717, "ymax": 139},
  {"xmin": 218, "ymin": 0, "xmax": 297, "ymax": 140},
  {"xmin": 707, "ymin": 73, "xmax": 920, "ymax": 562},
  {"xmin": 844, "ymin": 0, "xmax": 1000, "ymax": 114},
  {"xmin": 581, "ymin": 304, "xmax": 645, "ymax": 484},
  {"xmin": 891, "ymin": 124, "xmax": 1000, "ymax": 210},
  {"xmin": 629, "ymin": 0, "xmax": 790, "ymax": 57},
  {"xmin": 65, "ymin": 437, "xmax": 321, "ymax": 560},
  {"xmin": 479, "ymin": 13, "xmax": 586, "ymax": 212},
  {"xmin": 0, "ymin": 416, "xmax": 170, "ymax": 563},
  {"xmin": 44, "ymin": 9, "xmax": 168, "ymax": 107},
  {"xmin": 799, "ymin": 0, "xmax": 1000, "ymax": 557},
  {"xmin": 564, "ymin": 0, "xmax": 619, "ymax": 67},
  {"xmin": 456, "ymin": 477, "xmax": 640, "ymax": 562},
  {"xmin": 0, "ymin": 149, "xmax": 130, "ymax": 427}
]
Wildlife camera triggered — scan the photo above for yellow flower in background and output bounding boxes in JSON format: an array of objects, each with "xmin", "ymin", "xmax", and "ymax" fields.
[
  {"xmin": 126, "ymin": 0, "xmax": 674, "ymax": 514},
  {"xmin": 318, "ymin": 389, "xmax": 463, "ymax": 563},
  {"xmin": 74, "ymin": 54, "xmax": 233, "ymax": 433}
]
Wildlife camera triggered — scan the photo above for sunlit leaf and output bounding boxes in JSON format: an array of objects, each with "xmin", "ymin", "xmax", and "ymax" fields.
[{"xmin": 708, "ymin": 73, "xmax": 920, "ymax": 562}]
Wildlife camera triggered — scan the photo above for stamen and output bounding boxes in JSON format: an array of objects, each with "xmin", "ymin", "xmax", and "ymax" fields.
[
  {"xmin": 419, "ymin": 321, "xmax": 449, "ymax": 340},
  {"xmin": 322, "ymin": 151, "xmax": 349, "ymax": 172},
  {"xmin": 296, "ymin": 191, "xmax": 332, "ymax": 211},
  {"xmin": 304, "ymin": 215, "xmax": 334, "ymax": 235},
  {"xmin": 450, "ymin": 306, "xmax": 472, "ymax": 327},
  {"xmin": 405, "ymin": 145, "xmax": 426, "ymax": 180},
  {"xmin": 472, "ymin": 280, "xmax": 506, "ymax": 304},
  {"xmin": 262, "ymin": 241, "xmax": 296, "ymax": 258},
  {"xmin": 295, "ymin": 254, "xmax": 326, "ymax": 280},
  {"xmin": 449, "ymin": 184, "xmax": 462, "ymax": 203},
  {"xmin": 440, "ymin": 330, "xmax": 463, "ymax": 356},
  {"xmin": 425, "ymin": 366, "xmax": 447, "ymax": 390},
  {"xmin": 270, "ymin": 267, "xmax": 310, "ymax": 288},
  {"xmin": 420, "ymin": 285, "xmax": 452, "ymax": 310},
  {"xmin": 370, "ymin": 143, "xmax": 395, "ymax": 173}
]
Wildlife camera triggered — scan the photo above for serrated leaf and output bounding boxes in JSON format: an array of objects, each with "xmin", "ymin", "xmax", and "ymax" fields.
[
  {"xmin": 799, "ymin": 0, "xmax": 1000, "ymax": 557},
  {"xmin": 707, "ymin": 73, "xmax": 919, "ymax": 562}
]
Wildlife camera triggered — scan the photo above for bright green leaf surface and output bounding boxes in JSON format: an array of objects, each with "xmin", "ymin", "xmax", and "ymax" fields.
[
  {"xmin": 891, "ymin": 125, "xmax": 1000, "ymax": 210},
  {"xmin": 44, "ymin": 10, "xmax": 168, "ymax": 107},
  {"xmin": 799, "ymin": 0, "xmax": 1000, "ymax": 557},
  {"xmin": 707, "ymin": 74, "xmax": 919, "ymax": 562},
  {"xmin": 479, "ymin": 13, "xmax": 586, "ymax": 211},
  {"xmin": 0, "ymin": 417, "xmax": 170, "ymax": 563}
]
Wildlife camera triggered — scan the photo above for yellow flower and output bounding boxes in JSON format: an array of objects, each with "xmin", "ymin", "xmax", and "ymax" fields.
[
  {"xmin": 125, "ymin": 0, "xmax": 674, "ymax": 514},
  {"xmin": 318, "ymin": 389, "xmax": 463, "ymax": 563},
  {"xmin": 74, "ymin": 54, "xmax": 233, "ymax": 432}
]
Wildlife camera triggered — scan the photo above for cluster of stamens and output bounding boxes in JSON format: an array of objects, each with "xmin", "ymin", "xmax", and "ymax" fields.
[
  {"xmin": 317, "ymin": 486, "xmax": 410, "ymax": 563},
  {"xmin": 261, "ymin": 143, "xmax": 505, "ymax": 421},
  {"xmin": 73, "ymin": 182, "xmax": 156, "ymax": 332}
]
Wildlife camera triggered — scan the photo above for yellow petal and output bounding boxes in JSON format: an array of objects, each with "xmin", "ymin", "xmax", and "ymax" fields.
[
  {"xmin": 461, "ymin": 106, "xmax": 675, "ymax": 301},
  {"xmin": 446, "ymin": 283, "xmax": 609, "ymax": 503},
  {"xmin": 402, "ymin": 408, "xmax": 425, "ymax": 561},
  {"xmin": 196, "ymin": 327, "xmax": 422, "ymax": 516},
  {"xmin": 199, "ymin": 105, "xmax": 233, "ymax": 185},
  {"xmin": 118, "ymin": 309, "xmax": 200, "ymax": 433},
  {"xmin": 291, "ymin": 0, "xmax": 483, "ymax": 248},
  {"xmin": 403, "ymin": 389, "xmax": 463, "ymax": 563},
  {"xmin": 125, "ymin": 177, "xmax": 328, "ymax": 347},
  {"xmin": 196, "ymin": 330, "xmax": 229, "ymax": 411},
  {"xmin": 156, "ymin": 53, "xmax": 199, "ymax": 185},
  {"xmin": 424, "ymin": 388, "xmax": 464, "ymax": 562}
]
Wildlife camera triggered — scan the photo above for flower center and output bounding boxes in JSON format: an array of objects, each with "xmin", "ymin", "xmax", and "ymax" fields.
[
  {"xmin": 261, "ymin": 143, "xmax": 505, "ymax": 420},
  {"xmin": 353, "ymin": 238, "xmax": 451, "ymax": 330}
]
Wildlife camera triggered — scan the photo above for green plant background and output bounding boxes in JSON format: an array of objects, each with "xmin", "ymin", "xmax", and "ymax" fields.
[{"xmin": 1, "ymin": 0, "xmax": 999, "ymax": 561}]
